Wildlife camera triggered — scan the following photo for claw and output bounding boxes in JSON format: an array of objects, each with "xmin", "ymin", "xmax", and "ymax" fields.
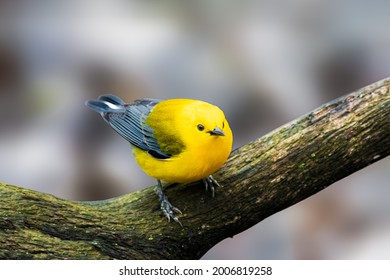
[
  {"xmin": 203, "ymin": 175, "xmax": 221, "ymax": 197},
  {"xmin": 156, "ymin": 180, "xmax": 182, "ymax": 226}
]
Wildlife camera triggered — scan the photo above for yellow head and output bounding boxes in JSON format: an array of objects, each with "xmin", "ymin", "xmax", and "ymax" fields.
[{"xmin": 178, "ymin": 100, "xmax": 232, "ymax": 151}]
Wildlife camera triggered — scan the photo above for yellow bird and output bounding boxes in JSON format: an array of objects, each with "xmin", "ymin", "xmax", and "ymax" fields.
[{"xmin": 86, "ymin": 95, "xmax": 233, "ymax": 223}]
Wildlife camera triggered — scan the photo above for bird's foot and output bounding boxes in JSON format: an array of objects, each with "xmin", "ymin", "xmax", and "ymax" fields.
[
  {"xmin": 160, "ymin": 196, "xmax": 182, "ymax": 225},
  {"xmin": 156, "ymin": 180, "xmax": 182, "ymax": 225},
  {"xmin": 203, "ymin": 175, "xmax": 221, "ymax": 198}
]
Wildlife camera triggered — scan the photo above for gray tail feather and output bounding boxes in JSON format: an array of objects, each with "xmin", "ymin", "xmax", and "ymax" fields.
[
  {"xmin": 85, "ymin": 94, "xmax": 126, "ymax": 114},
  {"xmin": 97, "ymin": 94, "xmax": 125, "ymax": 105}
]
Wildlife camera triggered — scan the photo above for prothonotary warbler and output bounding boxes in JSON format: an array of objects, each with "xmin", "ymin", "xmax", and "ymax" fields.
[{"xmin": 85, "ymin": 94, "xmax": 233, "ymax": 224}]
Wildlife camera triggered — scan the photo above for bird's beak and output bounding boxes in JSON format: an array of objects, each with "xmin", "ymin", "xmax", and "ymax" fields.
[{"xmin": 208, "ymin": 127, "xmax": 225, "ymax": 136}]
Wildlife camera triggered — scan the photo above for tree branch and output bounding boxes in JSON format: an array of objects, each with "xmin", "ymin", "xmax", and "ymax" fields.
[{"xmin": 1, "ymin": 78, "xmax": 390, "ymax": 259}]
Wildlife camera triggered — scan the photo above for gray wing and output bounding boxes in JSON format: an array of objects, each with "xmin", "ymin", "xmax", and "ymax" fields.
[{"xmin": 86, "ymin": 94, "xmax": 170, "ymax": 159}]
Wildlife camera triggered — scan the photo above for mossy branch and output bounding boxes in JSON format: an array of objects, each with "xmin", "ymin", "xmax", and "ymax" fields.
[{"xmin": 1, "ymin": 78, "xmax": 390, "ymax": 259}]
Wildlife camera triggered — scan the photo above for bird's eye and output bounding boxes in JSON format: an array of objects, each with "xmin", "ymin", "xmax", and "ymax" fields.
[
  {"xmin": 197, "ymin": 124, "xmax": 205, "ymax": 131},
  {"xmin": 222, "ymin": 121, "xmax": 225, "ymax": 128}
]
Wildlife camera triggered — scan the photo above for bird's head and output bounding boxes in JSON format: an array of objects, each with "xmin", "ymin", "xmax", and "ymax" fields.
[{"xmin": 183, "ymin": 101, "xmax": 233, "ymax": 153}]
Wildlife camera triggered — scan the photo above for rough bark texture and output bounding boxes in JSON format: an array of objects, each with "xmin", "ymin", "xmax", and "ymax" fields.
[{"xmin": 1, "ymin": 78, "xmax": 389, "ymax": 259}]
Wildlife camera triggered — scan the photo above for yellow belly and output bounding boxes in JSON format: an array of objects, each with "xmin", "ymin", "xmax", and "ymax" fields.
[{"xmin": 133, "ymin": 141, "xmax": 231, "ymax": 183}]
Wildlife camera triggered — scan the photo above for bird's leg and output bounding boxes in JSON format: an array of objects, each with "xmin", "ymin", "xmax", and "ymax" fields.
[
  {"xmin": 156, "ymin": 180, "xmax": 182, "ymax": 225},
  {"xmin": 203, "ymin": 175, "xmax": 221, "ymax": 198}
]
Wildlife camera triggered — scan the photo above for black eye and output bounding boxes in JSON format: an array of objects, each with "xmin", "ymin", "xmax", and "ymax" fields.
[
  {"xmin": 222, "ymin": 121, "xmax": 225, "ymax": 128},
  {"xmin": 197, "ymin": 124, "xmax": 205, "ymax": 131}
]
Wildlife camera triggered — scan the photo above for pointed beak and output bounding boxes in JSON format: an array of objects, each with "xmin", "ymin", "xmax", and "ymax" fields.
[{"xmin": 208, "ymin": 127, "xmax": 225, "ymax": 136}]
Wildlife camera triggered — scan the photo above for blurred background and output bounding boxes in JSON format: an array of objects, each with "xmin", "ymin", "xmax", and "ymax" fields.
[{"xmin": 1, "ymin": 0, "xmax": 389, "ymax": 259}]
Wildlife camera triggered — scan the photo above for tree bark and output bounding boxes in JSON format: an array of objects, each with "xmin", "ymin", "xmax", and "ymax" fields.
[{"xmin": 1, "ymin": 78, "xmax": 389, "ymax": 259}]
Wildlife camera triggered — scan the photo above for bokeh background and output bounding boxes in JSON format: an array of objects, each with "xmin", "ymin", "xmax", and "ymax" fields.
[{"xmin": 1, "ymin": 0, "xmax": 390, "ymax": 259}]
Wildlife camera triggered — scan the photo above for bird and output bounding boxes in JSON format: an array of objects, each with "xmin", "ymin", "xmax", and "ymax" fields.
[{"xmin": 85, "ymin": 94, "xmax": 233, "ymax": 224}]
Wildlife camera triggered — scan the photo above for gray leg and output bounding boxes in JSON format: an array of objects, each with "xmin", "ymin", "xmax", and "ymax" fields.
[
  {"xmin": 203, "ymin": 175, "xmax": 221, "ymax": 198},
  {"xmin": 156, "ymin": 180, "xmax": 182, "ymax": 225}
]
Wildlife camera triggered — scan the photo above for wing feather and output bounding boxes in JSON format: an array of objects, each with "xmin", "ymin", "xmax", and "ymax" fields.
[{"xmin": 86, "ymin": 95, "xmax": 170, "ymax": 159}]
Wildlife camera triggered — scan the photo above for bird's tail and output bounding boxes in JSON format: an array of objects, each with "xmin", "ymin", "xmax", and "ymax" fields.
[{"xmin": 85, "ymin": 94, "xmax": 127, "ymax": 114}]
